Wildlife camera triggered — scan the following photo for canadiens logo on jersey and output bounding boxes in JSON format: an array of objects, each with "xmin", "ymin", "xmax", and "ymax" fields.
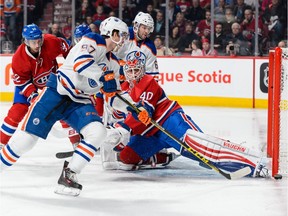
[{"xmin": 34, "ymin": 69, "xmax": 52, "ymax": 88}]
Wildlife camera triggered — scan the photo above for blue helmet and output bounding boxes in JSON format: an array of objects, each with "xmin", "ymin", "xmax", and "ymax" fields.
[
  {"xmin": 74, "ymin": 24, "xmax": 92, "ymax": 43},
  {"xmin": 22, "ymin": 24, "xmax": 42, "ymax": 40}
]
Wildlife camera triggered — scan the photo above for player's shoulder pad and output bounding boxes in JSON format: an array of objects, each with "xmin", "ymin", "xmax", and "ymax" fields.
[
  {"xmin": 84, "ymin": 32, "xmax": 106, "ymax": 46},
  {"xmin": 144, "ymin": 38, "xmax": 157, "ymax": 55}
]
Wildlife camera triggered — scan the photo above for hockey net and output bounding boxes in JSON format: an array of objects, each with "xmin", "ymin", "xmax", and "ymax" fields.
[{"xmin": 267, "ymin": 47, "xmax": 288, "ymax": 177}]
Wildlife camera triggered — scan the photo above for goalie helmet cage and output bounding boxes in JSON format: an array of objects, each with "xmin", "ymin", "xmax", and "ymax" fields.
[{"xmin": 267, "ymin": 47, "xmax": 288, "ymax": 177}]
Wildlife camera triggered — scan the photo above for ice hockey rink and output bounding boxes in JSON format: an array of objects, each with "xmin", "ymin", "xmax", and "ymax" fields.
[{"xmin": 0, "ymin": 102, "xmax": 287, "ymax": 216}]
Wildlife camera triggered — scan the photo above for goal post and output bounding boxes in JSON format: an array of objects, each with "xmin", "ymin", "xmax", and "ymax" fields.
[{"xmin": 267, "ymin": 47, "xmax": 288, "ymax": 177}]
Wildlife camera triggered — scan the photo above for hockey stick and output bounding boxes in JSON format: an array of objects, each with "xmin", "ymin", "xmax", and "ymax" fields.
[
  {"xmin": 56, "ymin": 147, "xmax": 101, "ymax": 159},
  {"xmin": 115, "ymin": 93, "xmax": 251, "ymax": 180},
  {"xmin": 56, "ymin": 151, "xmax": 74, "ymax": 159}
]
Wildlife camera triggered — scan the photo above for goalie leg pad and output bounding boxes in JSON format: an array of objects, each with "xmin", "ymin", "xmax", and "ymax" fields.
[
  {"xmin": 184, "ymin": 129, "xmax": 265, "ymax": 177},
  {"xmin": 119, "ymin": 146, "xmax": 143, "ymax": 164}
]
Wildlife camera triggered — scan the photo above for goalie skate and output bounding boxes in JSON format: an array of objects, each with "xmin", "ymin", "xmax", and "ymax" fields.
[
  {"xmin": 253, "ymin": 158, "xmax": 269, "ymax": 178},
  {"xmin": 54, "ymin": 161, "xmax": 82, "ymax": 196}
]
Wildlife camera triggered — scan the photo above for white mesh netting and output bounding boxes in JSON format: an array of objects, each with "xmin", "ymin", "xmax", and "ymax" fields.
[{"xmin": 279, "ymin": 48, "xmax": 288, "ymax": 175}]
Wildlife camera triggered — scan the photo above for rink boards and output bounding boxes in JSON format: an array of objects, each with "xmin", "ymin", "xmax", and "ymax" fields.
[{"xmin": 0, "ymin": 55, "xmax": 269, "ymax": 108}]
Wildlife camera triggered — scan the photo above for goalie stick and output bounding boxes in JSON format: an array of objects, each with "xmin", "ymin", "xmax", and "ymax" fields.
[{"xmin": 115, "ymin": 93, "xmax": 251, "ymax": 180}]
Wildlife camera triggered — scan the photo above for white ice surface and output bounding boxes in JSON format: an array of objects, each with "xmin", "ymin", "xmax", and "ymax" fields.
[{"xmin": 0, "ymin": 103, "xmax": 287, "ymax": 216}]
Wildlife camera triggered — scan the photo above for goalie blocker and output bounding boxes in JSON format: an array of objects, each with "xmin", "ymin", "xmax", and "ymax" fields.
[{"xmin": 101, "ymin": 125, "xmax": 268, "ymax": 177}]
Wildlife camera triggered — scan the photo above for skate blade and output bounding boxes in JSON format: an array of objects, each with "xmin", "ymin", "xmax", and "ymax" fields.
[{"xmin": 54, "ymin": 184, "xmax": 81, "ymax": 197}]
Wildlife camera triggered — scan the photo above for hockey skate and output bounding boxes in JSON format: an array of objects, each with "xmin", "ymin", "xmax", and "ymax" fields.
[
  {"xmin": 253, "ymin": 164, "xmax": 269, "ymax": 178},
  {"xmin": 54, "ymin": 161, "xmax": 82, "ymax": 196},
  {"xmin": 253, "ymin": 158, "xmax": 269, "ymax": 178}
]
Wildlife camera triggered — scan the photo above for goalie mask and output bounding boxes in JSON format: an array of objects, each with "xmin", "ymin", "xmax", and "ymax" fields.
[
  {"xmin": 133, "ymin": 12, "xmax": 154, "ymax": 40},
  {"xmin": 100, "ymin": 17, "xmax": 129, "ymax": 48},
  {"xmin": 124, "ymin": 51, "xmax": 147, "ymax": 82}
]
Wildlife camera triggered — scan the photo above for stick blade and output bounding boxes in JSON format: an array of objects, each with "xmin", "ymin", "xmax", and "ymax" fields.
[
  {"xmin": 226, "ymin": 166, "xmax": 252, "ymax": 180},
  {"xmin": 56, "ymin": 151, "xmax": 74, "ymax": 159}
]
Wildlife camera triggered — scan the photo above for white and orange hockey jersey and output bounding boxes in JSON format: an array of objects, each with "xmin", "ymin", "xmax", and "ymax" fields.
[
  {"xmin": 113, "ymin": 27, "xmax": 159, "ymax": 80},
  {"xmin": 56, "ymin": 32, "xmax": 121, "ymax": 104}
]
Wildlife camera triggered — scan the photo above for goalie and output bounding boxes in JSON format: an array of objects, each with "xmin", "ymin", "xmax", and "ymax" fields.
[{"xmin": 101, "ymin": 50, "xmax": 269, "ymax": 178}]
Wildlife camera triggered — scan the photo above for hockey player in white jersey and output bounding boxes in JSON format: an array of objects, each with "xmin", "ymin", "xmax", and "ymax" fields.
[
  {"xmin": 99, "ymin": 13, "xmax": 179, "ymax": 170},
  {"xmin": 114, "ymin": 11, "xmax": 159, "ymax": 79},
  {"xmin": 0, "ymin": 17, "xmax": 129, "ymax": 196},
  {"xmin": 95, "ymin": 12, "xmax": 160, "ymax": 119}
]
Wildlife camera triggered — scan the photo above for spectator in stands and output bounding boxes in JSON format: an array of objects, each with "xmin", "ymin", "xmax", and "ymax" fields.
[
  {"xmin": 154, "ymin": 35, "xmax": 173, "ymax": 56},
  {"xmin": 84, "ymin": 15, "xmax": 94, "ymax": 26},
  {"xmin": 195, "ymin": 10, "xmax": 217, "ymax": 40},
  {"xmin": 278, "ymin": 40, "xmax": 287, "ymax": 48},
  {"xmin": 191, "ymin": 39, "xmax": 203, "ymax": 56},
  {"xmin": 161, "ymin": 0, "xmax": 181, "ymax": 25},
  {"xmin": 177, "ymin": 22, "xmax": 200, "ymax": 55},
  {"xmin": 215, "ymin": 0, "xmax": 234, "ymax": 8},
  {"xmin": 201, "ymin": 38, "xmax": 218, "ymax": 56},
  {"xmin": 75, "ymin": 0, "xmax": 94, "ymax": 24},
  {"xmin": 214, "ymin": 23, "xmax": 225, "ymax": 55},
  {"xmin": 0, "ymin": 16, "xmax": 6, "ymax": 41},
  {"xmin": 214, "ymin": 0, "xmax": 226, "ymax": 23},
  {"xmin": 221, "ymin": 7, "xmax": 236, "ymax": 35},
  {"xmin": 185, "ymin": 0, "xmax": 205, "ymax": 27},
  {"xmin": 115, "ymin": 0, "xmax": 135, "ymax": 26},
  {"xmin": 224, "ymin": 22, "xmax": 251, "ymax": 56},
  {"xmin": 91, "ymin": 0, "xmax": 118, "ymax": 14},
  {"xmin": 171, "ymin": 12, "xmax": 188, "ymax": 35},
  {"xmin": 62, "ymin": 16, "xmax": 72, "ymax": 42},
  {"xmin": 199, "ymin": 0, "xmax": 211, "ymax": 9},
  {"xmin": 145, "ymin": 3, "xmax": 157, "ymax": 21},
  {"xmin": 261, "ymin": 0, "xmax": 271, "ymax": 12},
  {"xmin": 0, "ymin": 0, "xmax": 21, "ymax": 46},
  {"xmin": 151, "ymin": 10, "xmax": 165, "ymax": 40},
  {"xmin": 169, "ymin": 25, "xmax": 181, "ymax": 54},
  {"xmin": 108, "ymin": 10, "xmax": 116, "ymax": 17},
  {"xmin": 49, "ymin": 23, "xmax": 66, "ymax": 39},
  {"xmin": 233, "ymin": 0, "xmax": 249, "ymax": 23},
  {"xmin": 89, "ymin": 20, "xmax": 101, "ymax": 33},
  {"xmin": 241, "ymin": 8, "xmax": 266, "ymax": 55},
  {"xmin": 262, "ymin": 0, "xmax": 287, "ymax": 47},
  {"xmin": 176, "ymin": 0, "xmax": 191, "ymax": 16},
  {"xmin": 92, "ymin": 5, "xmax": 107, "ymax": 22}
]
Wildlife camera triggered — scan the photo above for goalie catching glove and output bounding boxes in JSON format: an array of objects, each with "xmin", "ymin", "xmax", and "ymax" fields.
[
  {"xmin": 99, "ymin": 70, "xmax": 118, "ymax": 101},
  {"xmin": 104, "ymin": 124, "xmax": 131, "ymax": 148},
  {"xmin": 127, "ymin": 101, "xmax": 153, "ymax": 126}
]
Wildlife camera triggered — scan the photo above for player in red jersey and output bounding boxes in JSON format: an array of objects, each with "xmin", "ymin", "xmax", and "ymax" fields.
[
  {"xmin": 0, "ymin": 24, "xmax": 79, "ymax": 149},
  {"xmin": 102, "ymin": 50, "xmax": 268, "ymax": 177}
]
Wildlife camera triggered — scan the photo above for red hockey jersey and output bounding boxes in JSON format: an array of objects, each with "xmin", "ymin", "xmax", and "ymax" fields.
[
  {"xmin": 11, "ymin": 34, "xmax": 70, "ymax": 97},
  {"xmin": 122, "ymin": 75, "xmax": 181, "ymax": 136}
]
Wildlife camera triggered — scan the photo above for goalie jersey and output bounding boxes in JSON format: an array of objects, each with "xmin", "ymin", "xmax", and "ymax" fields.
[
  {"xmin": 55, "ymin": 32, "xmax": 121, "ymax": 104},
  {"xmin": 119, "ymin": 75, "xmax": 181, "ymax": 136}
]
